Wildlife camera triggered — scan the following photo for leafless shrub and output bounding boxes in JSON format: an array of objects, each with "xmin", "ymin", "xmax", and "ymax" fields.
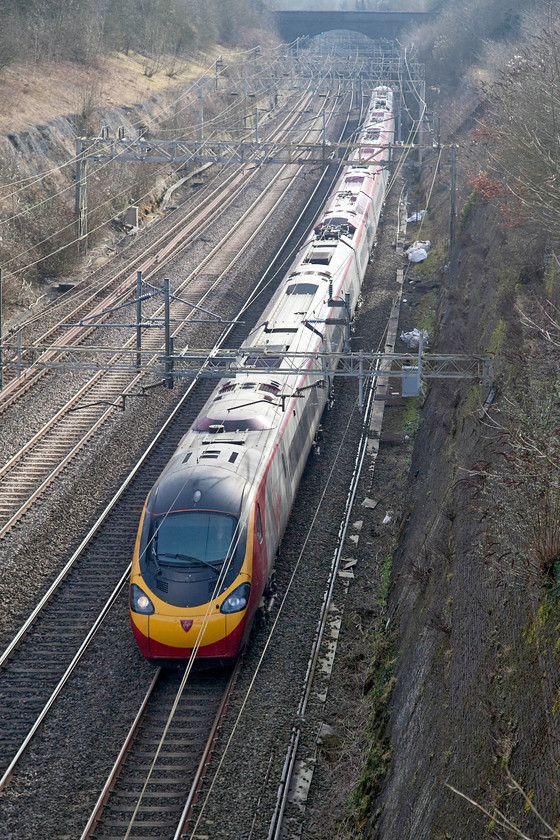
[
  {"xmin": 409, "ymin": 559, "xmax": 432, "ymax": 590},
  {"xmin": 447, "ymin": 770, "xmax": 560, "ymax": 840},
  {"xmin": 0, "ymin": 21, "xmax": 19, "ymax": 73},
  {"xmin": 478, "ymin": 13, "xmax": 560, "ymax": 247},
  {"xmin": 73, "ymin": 82, "xmax": 104, "ymax": 136},
  {"xmin": 480, "ymin": 381, "xmax": 560, "ymax": 585}
]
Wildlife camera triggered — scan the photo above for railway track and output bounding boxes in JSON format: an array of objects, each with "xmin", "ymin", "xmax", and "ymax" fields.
[
  {"xmin": 0, "ymin": 68, "xmax": 409, "ymax": 840},
  {"xmin": 0, "ymin": 70, "xmax": 406, "ymax": 836},
  {"xmin": 0, "ymin": 80, "xmax": 356, "ymax": 799},
  {"xmin": 80, "ymin": 665, "xmax": 239, "ymax": 840},
  {"xmin": 0, "ymin": 81, "xmax": 322, "ymax": 410},
  {"xmin": 0, "ymin": 85, "xmax": 346, "ymax": 540},
  {"xmin": 0, "ymin": 373, "xmax": 214, "ymax": 789},
  {"xmin": 94, "ymin": 256, "xmax": 402, "ymax": 840}
]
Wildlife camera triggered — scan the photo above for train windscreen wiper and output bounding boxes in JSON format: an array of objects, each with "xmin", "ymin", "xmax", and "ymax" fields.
[
  {"xmin": 158, "ymin": 553, "xmax": 221, "ymax": 573},
  {"xmin": 149, "ymin": 533, "xmax": 162, "ymax": 573}
]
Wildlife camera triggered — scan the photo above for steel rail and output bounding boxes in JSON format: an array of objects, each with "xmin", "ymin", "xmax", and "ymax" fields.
[
  {"xmin": 0, "ymin": 561, "xmax": 132, "ymax": 792},
  {"xmin": 78, "ymin": 668, "xmax": 162, "ymax": 840},
  {"xmin": 5, "ymin": 82, "xmax": 313, "ymax": 344},
  {"xmin": 178, "ymin": 82, "xmax": 370, "ymax": 840},
  {"xmin": 0, "ymin": 102, "xmax": 344, "ymax": 790},
  {"xmin": 0, "ymin": 121, "xmax": 341, "ymax": 668},
  {"xmin": 0, "ymin": 84, "xmax": 318, "ymax": 408},
  {"xmin": 265, "ymin": 323, "xmax": 385, "ymax": 840},
  {"xmin": 0, "ymin": 87, "xmax": 341, "ymax": 538},
  {"xmin": 265, "ymin": 98, "xmax": 395, "ymax": 840},
  {"xmin": 172, "ymin": 659, "xmax": 242, "ymax": 840},
  {"xmin": 0, "ymin": 86, "xmax": 323, "ymax": 420},
  {"xmin": 263, "ymin": 229, "xmax": 407, "ymax": 840}
]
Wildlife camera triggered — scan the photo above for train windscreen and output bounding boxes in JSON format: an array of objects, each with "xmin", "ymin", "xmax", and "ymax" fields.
[{"xmin": 153, "ymin": 511, "xmax": 237, "ymax": 567}]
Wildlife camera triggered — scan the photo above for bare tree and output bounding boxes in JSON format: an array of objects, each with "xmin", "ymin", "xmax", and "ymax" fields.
[{"xmin": 480, "ymin": 5, "xmax": 560, "ymax": 245}]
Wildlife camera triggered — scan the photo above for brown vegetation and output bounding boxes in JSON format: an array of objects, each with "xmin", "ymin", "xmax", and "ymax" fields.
[
  {"xmin": 360, "ymin": 2, "xmax": 560, "ymax": 839},
  {"xmin": 0, "ymin": 0, "xmax": 273, "ymax": 68},
  {"xmin": 0, "ymin": 1, "xmax": 278, "ymax": 315}
]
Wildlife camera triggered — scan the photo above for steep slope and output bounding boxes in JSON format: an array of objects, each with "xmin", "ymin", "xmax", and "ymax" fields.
[{"xmin": 368, "ymin": 130, "xmax": 560, "ymax": 839}]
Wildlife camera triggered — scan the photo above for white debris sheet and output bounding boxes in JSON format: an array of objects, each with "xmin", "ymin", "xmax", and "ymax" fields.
[
  {"xmin": 405, "ymin": 239, "xmax": 431, "ymax": 263},
  {"xmin": 400, "ymin": 328, "xmax": 429, "ymax": 349},
  {"xmin": 406, "ymin": 209, "xmax": 428, "ymax": 222}
]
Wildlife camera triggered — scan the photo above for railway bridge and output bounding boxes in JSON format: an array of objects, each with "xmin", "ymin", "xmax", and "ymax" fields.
[{"xmin": 272, "ymin": 7, "xmax": 434, "ymax": 42}]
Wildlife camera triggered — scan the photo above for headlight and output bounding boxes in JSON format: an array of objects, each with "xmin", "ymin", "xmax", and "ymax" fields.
[
  {"xmin": 130, "ymin": 583, "xmax": 155, "ymax": 615},
  {"xmin": 220, "ymin": 582, "xmax": 251, "ymax": 614}
]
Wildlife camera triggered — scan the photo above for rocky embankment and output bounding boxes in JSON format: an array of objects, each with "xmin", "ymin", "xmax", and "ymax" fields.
[{"xmin": 368, "ymin": 133, "xmax": 560, "ymax": 838}]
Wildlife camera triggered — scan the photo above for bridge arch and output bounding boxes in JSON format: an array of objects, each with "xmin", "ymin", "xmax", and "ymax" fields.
[{"xmin": 274, "ymin": 10, "xmax": 432, "ymax": 42}]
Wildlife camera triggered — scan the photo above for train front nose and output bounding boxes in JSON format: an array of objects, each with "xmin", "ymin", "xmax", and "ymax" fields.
[{"xmin": 146, "ymin": 610, "xmax": 229, "ymax": 659}]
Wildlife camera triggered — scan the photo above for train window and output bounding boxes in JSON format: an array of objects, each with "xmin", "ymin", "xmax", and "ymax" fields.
[
  {"xmin": 260, "ymin": 383, "xmax": 280, "ymax": 394},
  {"xmin": 229, "ymin": 452, "xmax": 239, "ymax": 463},
  {"xmin": 220, "ymin": 383, "xmax": 236, "ymax": 393},
  {"xmin": 256, "ymin": 505, "xmax": 263, "ymax": 542},
  {"xmin": 281, "ymin": 453, "xmax": 288, "ymax": 477},
  {"xmin": 286, "ymin": 283, "xmax": 318, "ymax": 296},
  {"xmin": 182, "ymin": 452, "xmax": 192, "ymax": 463},
  {"xmin": 152, "ymin": 511, "xmax": 237, "ymax": 567}
]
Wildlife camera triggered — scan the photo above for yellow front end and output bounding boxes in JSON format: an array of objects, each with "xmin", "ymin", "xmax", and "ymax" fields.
[
  {"xmin": 129, "ymin": 502, "xmax": 256, "ymax": 661},
  {"xmin": 130, "ymin": 575, "xmax": 251, "ymax": 660}
]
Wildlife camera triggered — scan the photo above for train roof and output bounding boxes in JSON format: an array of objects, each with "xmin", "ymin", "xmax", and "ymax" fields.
[{"xmin": 147, "ymin": 466, "xmax": 249, "ymax": 519}]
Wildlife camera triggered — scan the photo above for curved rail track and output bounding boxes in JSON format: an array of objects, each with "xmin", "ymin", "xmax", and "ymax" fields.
[
  {"xmin": 0, "ymin": 73, "xmax": 407, "ymax": 840},
  {"xmin": 0, "ymin": 79, "xmax": 358, "ymax": 797},
  {"xmin": 0, "ymin": 85, "xmax": 348, "ymax": 540},
  {"xmin": 0, "ymin": 80, "xmax": 327, "ymax": 408},
  {"xmin": 77, "ymin": 259, "xmax": 401, "ymax": 840},
  {"xmin": 0, "ymin": 30, "xmax": 427, "ymax": 839}
]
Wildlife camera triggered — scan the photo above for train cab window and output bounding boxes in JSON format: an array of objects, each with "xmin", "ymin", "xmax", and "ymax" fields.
[
  {"xmin": 151, "ymin": 511, "xmax": 237, "ymax": 568},
  {"xmin": 256, "ymin": 505, "xmax": 263, "ymax": 542}
]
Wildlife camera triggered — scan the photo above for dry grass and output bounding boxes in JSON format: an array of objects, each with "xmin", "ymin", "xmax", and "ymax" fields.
[{"xmin": 0, "ymin": 48, "xmax": 223, "ymax": 135}]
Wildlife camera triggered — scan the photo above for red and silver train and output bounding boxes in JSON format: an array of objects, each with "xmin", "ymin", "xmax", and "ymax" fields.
[{"xmin": 129, "ymin": 87, "xmax": 394, "ymax": 663}]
